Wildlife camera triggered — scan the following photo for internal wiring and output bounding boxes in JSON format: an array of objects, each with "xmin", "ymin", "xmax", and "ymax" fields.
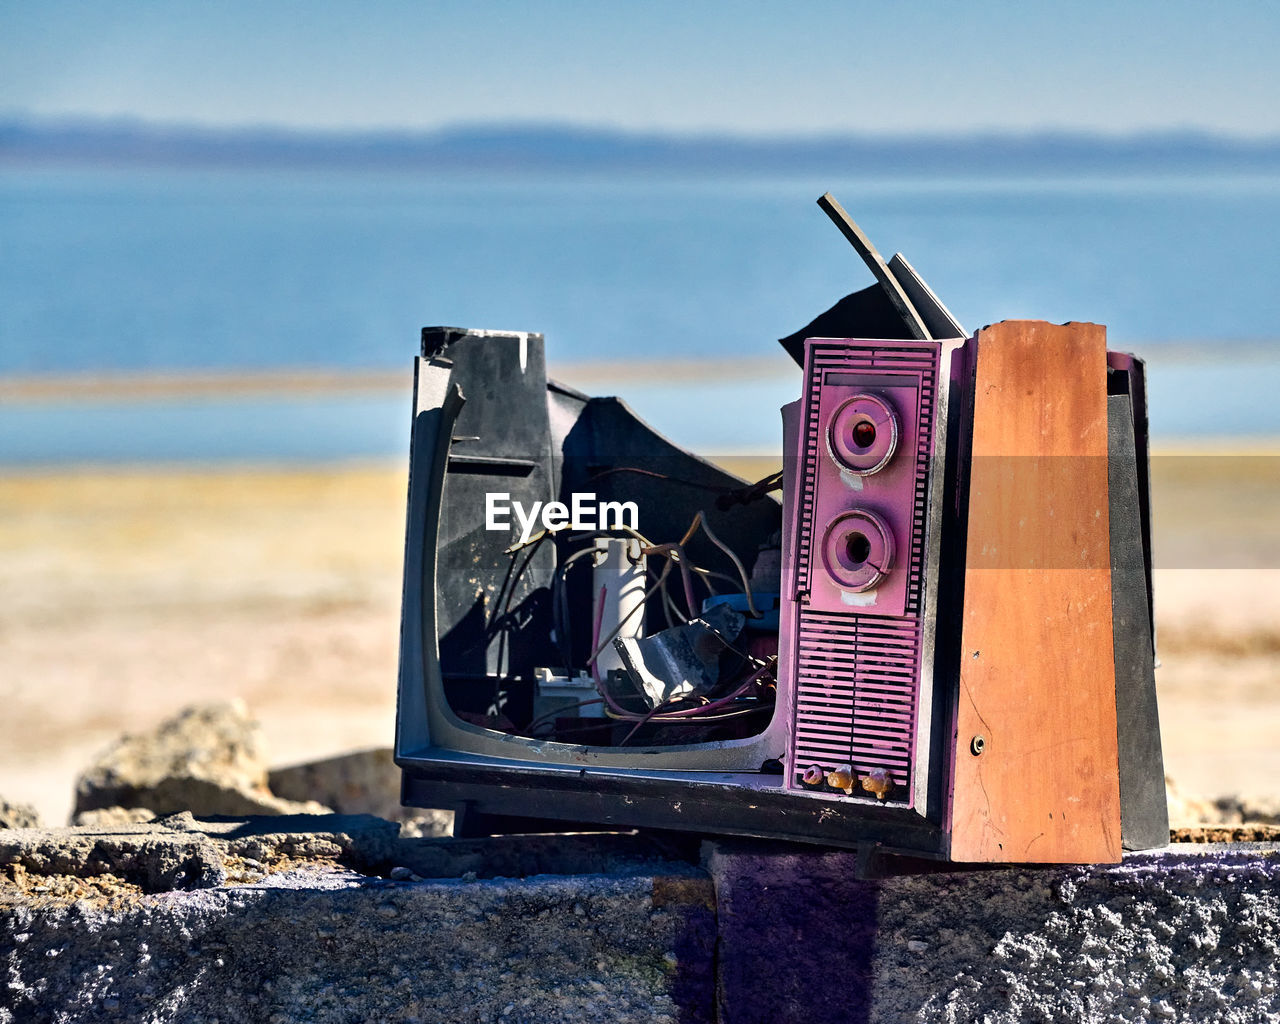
[
  {"xmin": 640, "ymin": 542, "xmax": 698, "ymax": 617},
  {"xmin": 540, "ymin": 702, "xmax": 773, "ymax": 744},
  {"xmin": 508, "ymin": 522, "xmax": 657, "ymax": 555},
  {"xmin": 580, "ymin": 507, "xmax": 759, "ymax": 674},
  {"xmin": 524, "ymin": 519, "xmax": 723, "ymax": 676},
  {"xmin": 661, "ymin": 581, "xmax": 688, "ymax": 626},
  {"xmin": 695, "ymin": 513, "xmax": 759, "ymax": 618},
  {"xmin": 601, "ymin": 656, "xmax": 776, "ymax": 725},
  {"xmin": 586, "ymin": 466, "xmax": 785, "ymax": 513},
  {"xmin": 523, "ymin": 697, "xmax": 605, "ymax": 737},
  {"xmin": 655, "ymin": 659, "xmax": 775, "ymax": 718},
  {"xmin": 487, "ymin": 529, "xmax": 550, "ymax": 640},
  {"xmin": 615, "ymin": 703, "xmax": 775, "ymax": 747},
  {"xmin": 616, "ymin": 658, "xmax": 777, "ymax": 745},
  {"xmin": 552, "ymin": 544, "xmax": 604, "ymax": 668},
  {"xmin": 484, "ymin": 505, "xmax": 771, "ymax": 748},
  {"xmin": 489, "ymin": 529, "xmax": 552, "ymax": 686},
  {"xmin": 588, "ymin": 583, "xmax": 607, "ymax": 683},
  {"xmin": 714, "ymin": 469, "xmax": 784, "ymax": 511}
]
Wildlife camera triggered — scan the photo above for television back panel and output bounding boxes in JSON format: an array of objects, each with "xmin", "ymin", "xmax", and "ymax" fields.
[{"xmin": 785, "ymin": 339, "xmax": 943, "ymax": 810}]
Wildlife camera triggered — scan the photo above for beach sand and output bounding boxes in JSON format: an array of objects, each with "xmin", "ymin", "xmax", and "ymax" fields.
[{"xmin": 1, "ymin": 452, "xmax": 1277, "ymax": 825}]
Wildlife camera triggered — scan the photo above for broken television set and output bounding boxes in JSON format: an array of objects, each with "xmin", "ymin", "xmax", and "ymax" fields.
[{"xmin": 394, "ymin": 197, "xmax": 1167, "ymax": 862}]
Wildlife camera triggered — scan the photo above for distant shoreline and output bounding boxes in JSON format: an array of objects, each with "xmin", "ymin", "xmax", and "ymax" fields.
[
  {"xmin": 1, "ymin": 344, "xmax": 1279, "ymax": 404},
  {"xmin": 5, "ymin": 118, "xmax": 1280, "ymax": 177},
  {"xmin": 0, "ymin": 368, "xmax": 411, "ymax": 403},
  {"xmin": 0, "ymin": 358, "xmax": 795, "ymax": 403}
]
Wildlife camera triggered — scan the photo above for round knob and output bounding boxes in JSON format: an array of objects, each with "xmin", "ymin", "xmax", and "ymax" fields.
[
  {"xmin": 821, "ymin": 509, "xmax": 894, "ymax": 592},
  {"xmin": 827, "ymin": 393, "xmax": 899, "ymax": 475}
]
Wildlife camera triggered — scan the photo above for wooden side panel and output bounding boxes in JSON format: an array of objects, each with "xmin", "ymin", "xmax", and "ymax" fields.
[{"xmin": 949, "ymin": 320, "xmax": 1121, "ymax": 863}]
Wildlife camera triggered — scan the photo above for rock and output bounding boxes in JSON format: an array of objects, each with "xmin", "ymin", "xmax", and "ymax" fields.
[
  {"xmin": 0, "ymin": 825, "xmax": 226, "ymax": 893},
  {"xmin": 399, "ymin": 809, "xmax": 454, "ymax": 838},
  {"xmin": 70, "ymin": 806, "xmax": 156, "ymax": 827},
  {"xmin": 268, "ymin": 747, "xmax": 401, "ymax": 818},
  {"xmin": 0, "ymin": 813, "xmax": 401, "ymax": 898},
  {"xmin": 73, "ymin": 701, "xmax": 331, "ymax": 819},
  {"xmin": 1166, "ymin": 777, "xmax": 1280, "ymax": 830},
  {"xmin": 1171, "ymin": 824, "xmax": 1280, "ymax": 843},
  {"xmin": 268, "ymin": 746, "xmax": 454, "ymax": 836},
  {"xmin": 1214, "ymin": 792, "xmax": 1280, "ymax": 825},
  {"xmin": 0, "ymin": 798, "xmax": 41, "ymax": 830},
  {"xmin": 1238, "ymin": 794, "xmax": 1280, "ymax": 824},
  {"xmin": 1164, "ymin": 775, "xmax": 1224, "ymax": 827}
]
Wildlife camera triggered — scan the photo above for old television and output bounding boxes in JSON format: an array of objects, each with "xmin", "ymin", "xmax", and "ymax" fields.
[{"xmin": 394, "ymin": 199, "xmax": 1166, "ymax": 863}]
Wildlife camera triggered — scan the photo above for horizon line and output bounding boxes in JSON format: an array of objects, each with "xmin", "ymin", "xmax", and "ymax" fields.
[
  {"xmin": 4, "ymin": 113, "xmax": 1280, "ymax": 146},
  {"xmin": 6, "ymin": 115, "xmax": 1280, "ymax": 178}
]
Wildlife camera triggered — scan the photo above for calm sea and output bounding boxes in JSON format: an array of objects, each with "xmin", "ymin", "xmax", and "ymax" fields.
[{"xmin": 2, "ymin": 166, "xmax": 1279, "ymax": 461}]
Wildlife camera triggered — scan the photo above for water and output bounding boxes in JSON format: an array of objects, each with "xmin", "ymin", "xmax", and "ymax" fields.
[{"xmin": 3, "ymin": 166, "xmax": 1280, "ymax": 462}]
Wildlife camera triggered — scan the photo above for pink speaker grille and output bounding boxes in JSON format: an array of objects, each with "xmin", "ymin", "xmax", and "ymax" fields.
[{"xmin": 791, "ymin": 611, "xmax": 921, "ymax": 800}]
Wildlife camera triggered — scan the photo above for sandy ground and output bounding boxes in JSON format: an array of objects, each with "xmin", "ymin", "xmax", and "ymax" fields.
[
  {"xmin": 0, "ymin": 465, "xmax": 408, "ymax": 823},
  {"xmin": 1, "ymin": 450, "xmax": 1278, "ymax": 825}
]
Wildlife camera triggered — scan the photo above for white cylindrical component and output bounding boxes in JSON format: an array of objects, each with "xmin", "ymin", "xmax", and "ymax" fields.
[{"xmin": 591, "ymin": 537, "xmax": 646, "ymax": 677}]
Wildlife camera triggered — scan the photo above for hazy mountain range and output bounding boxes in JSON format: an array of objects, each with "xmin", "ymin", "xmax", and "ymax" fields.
[{"xmin": 3, "ymin": 117, "xmax": 1279, "ymax": 176}]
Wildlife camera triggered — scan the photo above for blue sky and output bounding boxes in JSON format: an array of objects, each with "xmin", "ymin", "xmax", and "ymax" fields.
[{"xmin": 2, "ymin": 1, "xmax": 1278, "ymax": 136}]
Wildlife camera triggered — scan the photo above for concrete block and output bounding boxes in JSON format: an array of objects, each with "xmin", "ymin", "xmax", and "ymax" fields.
[
  {"xmin": 704, "ymin": 840, "xmax": 1280, "ymax": 1024},
  {"xmin": 6, "ymin": 814, "xmax": 1279, "ymax": 1023},
  {"xmin": 1, "ymin": 818, "xmax": 715, "ymax": 1023}
]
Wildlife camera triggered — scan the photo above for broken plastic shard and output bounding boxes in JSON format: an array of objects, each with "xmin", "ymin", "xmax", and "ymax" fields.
[{"xmin": 612, "ymin": 603, "xmax": 746, "ymax": 709}]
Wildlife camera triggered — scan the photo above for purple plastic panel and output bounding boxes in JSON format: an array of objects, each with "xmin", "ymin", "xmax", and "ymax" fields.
[{"xmin": 783, "ymin": 338, "xmax": 941, "ymax": 808}]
